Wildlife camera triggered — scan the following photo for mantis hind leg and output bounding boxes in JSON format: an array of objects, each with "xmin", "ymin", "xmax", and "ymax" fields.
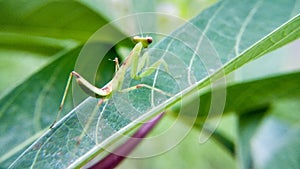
[
  {"xmin": 76, "ymin": 98, "xmax": 106, "ymax": 145},
  {"xmin": 50, "ymin": 71, "xmax": 111, "ymax": 128},
  {"xmin": 50, "ymin": 72, "xmax": 73, "ymax": 128}
]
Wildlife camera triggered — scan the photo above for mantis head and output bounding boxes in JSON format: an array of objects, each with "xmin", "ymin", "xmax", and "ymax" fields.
[{"xmin": 133, "ymin": 36, "xmax": 153, "ymax": 48}]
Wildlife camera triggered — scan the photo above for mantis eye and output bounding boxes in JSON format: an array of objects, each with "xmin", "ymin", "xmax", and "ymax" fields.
[{"xmin": 147, "ymin": 37, "xmax": 153, "ymax": 44}]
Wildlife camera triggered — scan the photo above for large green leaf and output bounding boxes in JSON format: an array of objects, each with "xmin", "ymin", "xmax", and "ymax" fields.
[{"xmin": 2, "ymin": 0, "xmax": 300, "ymax": 168}]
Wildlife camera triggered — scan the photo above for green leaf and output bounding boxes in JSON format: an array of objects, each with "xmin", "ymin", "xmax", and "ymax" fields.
[
  {"xmin": 0, "ymin": 33, "xmax": 78, "ymax": 93},
  {"xmin": 236, "ymin": 100, "xmax": 300, "ymax": 169},
  {"xmin": 191, "ymin": 71, "xmax": 300, "ymax": 157},
  {"xmin": 0, "ymin": 0, "xmax": 118, "ymax": 42},
  {"xmin": 196, "ymin": 72, "xmax": 300, "ymax": 118},
  {"xmin": 252, "ymin": 118, "xmax": 300, "ymax": 169},
  {"xmin": 2, "ymin": 0, "xmax": 300, "ymax": 168}
]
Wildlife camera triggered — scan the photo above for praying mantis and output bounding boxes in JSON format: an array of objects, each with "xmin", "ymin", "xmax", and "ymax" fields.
[{"xmin": 50, "ymin": 36, "xmax": 171, "ymax": 132}]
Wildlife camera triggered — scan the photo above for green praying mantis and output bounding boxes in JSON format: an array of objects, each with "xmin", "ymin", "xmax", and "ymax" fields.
[{"xmin": 50, "ymin": 36, "xmax": 171, "ymax": 133}]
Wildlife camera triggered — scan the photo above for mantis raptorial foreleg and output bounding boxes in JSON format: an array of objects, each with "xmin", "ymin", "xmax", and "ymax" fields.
[
  {"xmin": 137, "ymin": 58, "xmax": 169, "ymax": 78},
  {"xmin": 50, "ymin": 36, "xmax": 171, "ymax": 144},
  {"xmin": 112, "ymin": 57, "xmax": 120, "ymax": 73}
]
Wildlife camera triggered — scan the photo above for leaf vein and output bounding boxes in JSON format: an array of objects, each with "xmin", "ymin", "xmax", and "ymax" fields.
[
  {"xmin": 187, "ymin": 3, "xmax": 224, "ymax": 85},
  {"xmin": 234, "ymin": 0, "xmax": 263, "ymax": 56}
]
